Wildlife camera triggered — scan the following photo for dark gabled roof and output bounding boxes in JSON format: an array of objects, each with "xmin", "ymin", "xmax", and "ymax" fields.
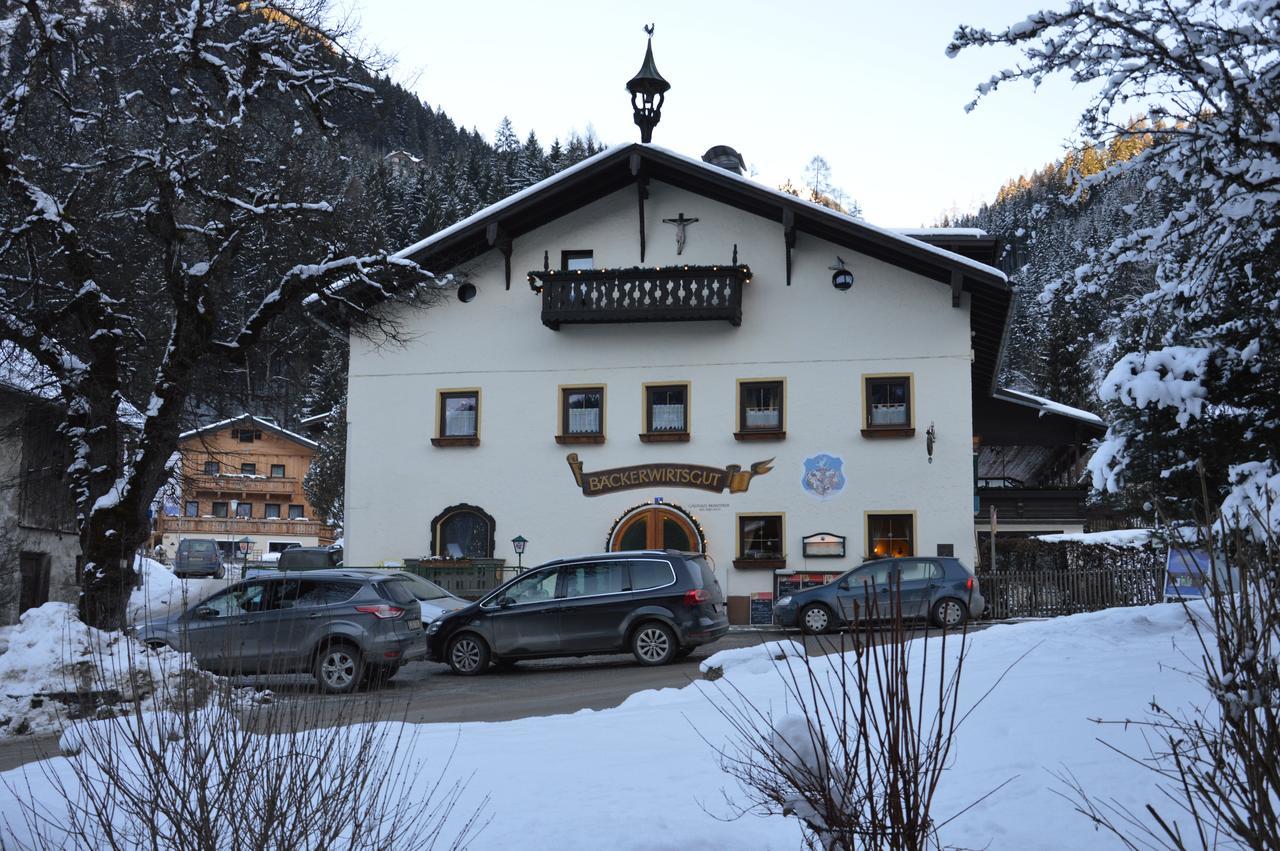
[
  {"xmin": 334, "ymin": 143, "xmax": 1015, "ymax": 394},
  {"xmin": 179, "ymin": 413, "xmax": 318, "ymax": 449}
]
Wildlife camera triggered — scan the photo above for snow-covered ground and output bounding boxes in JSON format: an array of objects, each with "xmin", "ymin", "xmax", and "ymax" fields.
[
  {"xmin": 0, "ymin": 557, "xmax": 232, "ymax": 738},
  {"xmin": 0, "ymin": 601, "xmax": 1210, "ymax": 848}
]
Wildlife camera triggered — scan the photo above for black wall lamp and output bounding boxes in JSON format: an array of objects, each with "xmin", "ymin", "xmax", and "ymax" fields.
[{"xmin": 829, "ymin": 256, "xmax": 854, "ymax": 291}]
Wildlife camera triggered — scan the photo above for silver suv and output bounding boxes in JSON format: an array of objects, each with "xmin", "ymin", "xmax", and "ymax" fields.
[{"xmin": 134, "ymin": 570, "xmax": 425, "ymax": 693}]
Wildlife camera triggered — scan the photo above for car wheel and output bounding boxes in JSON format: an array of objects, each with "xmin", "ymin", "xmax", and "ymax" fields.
[
  {"xmin": 214, "ymin": 564, "xmax": 225, "ymax": 580},
  {"xmin": 448, "ymin": 634, "xmax": 490, "ymax": 676},
  {"xmin": 932, "ymin": 598, "xmax": 969, "ymax": 630},
  {"xmin": 800, "ymin": 603, "xmax": 832, "ymax": 635},
  {"xmin": 314, "ymin": 643, "xmax": 363, "ymax": 694},
  {"xmin": 143, "ymin": 640, "xmax": 169, "ymax": 652},
  {"xmin": 631, "ymin": 622, "xmax": 677, "ymax": 666}
]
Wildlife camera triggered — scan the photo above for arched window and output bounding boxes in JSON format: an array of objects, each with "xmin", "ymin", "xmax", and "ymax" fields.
[{"xmin": 431, "ymin": 504, "xmax": 495, "ymax": 559}]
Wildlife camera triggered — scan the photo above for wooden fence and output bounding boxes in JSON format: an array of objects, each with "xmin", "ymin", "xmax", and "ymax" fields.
[{"xmin": 977, "ymin": 537, "xmax": 1166, "ymax": 619}]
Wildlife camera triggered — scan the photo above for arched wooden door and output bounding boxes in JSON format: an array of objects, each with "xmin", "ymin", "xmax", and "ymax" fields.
[{"xmin": 610, "ymin": 505, "xmax": 703, "ymax": 552}]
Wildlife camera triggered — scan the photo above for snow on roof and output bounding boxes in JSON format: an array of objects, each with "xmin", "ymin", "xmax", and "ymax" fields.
[
  {"xmin": 997, "ymin": 387, "xmax": 1106, "ymax": 427},
  {"xmin": 1036, "ymin": 529, "xmax": 1154, "ymax": 548},
  {"xmin": 893, "ymin": 227, "xmax": 990, "ymax": 239},
  {"xmin": 392, "ymin": 143, "xmax": 1009, "ymax": 284},
  {"xmin": 384, "ymin": 150, "xmax": 422, "ymax": 163},
  {"xmin": 0, "ymin": 341, "xmax": 145, "ymax": 426},
  {"xmin": 179, "ymin": 413, "xmax": 319, "ymax": 448},
  {"xmin": 0, "ymin": 341, "xmax": 59, "ymax": 400}
]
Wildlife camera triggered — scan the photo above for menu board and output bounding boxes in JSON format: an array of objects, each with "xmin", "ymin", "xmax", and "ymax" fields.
[{"xmin": 749, "ymin": 592, "xmax": 775, "ymax": 626}]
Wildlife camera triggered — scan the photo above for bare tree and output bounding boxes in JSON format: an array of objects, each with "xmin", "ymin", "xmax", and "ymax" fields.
[
  {"xmin": 708, "ymin": 584, "xmax": 1014, "ymax": 850},
  {"xmin": 0, "ymin": 1, "xmax": 450, "ymax": 629}
]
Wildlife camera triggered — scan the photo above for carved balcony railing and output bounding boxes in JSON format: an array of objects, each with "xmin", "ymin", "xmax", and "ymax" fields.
[{"xmin": 530, "ymin": 265, "xmax": 751, "ymax": 329}]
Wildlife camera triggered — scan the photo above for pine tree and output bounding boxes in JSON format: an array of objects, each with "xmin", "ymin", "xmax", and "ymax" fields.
[{"xmin": 302, "ymin": 345, "xmax": 348, "ymax": 527}]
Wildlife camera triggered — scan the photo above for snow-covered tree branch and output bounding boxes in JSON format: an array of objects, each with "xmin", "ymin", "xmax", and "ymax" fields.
[
  {"xmin": 950, "ymin": 0, "xmax": 1280, "ymax": 527},
  {"xmin": 0, "ymin": 0, "xmax": 448, "ymax": 629}
]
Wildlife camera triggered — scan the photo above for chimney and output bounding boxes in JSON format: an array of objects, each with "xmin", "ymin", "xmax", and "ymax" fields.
[{"xmin": 702, "ymin": 145, "xmax": 746, "ymax": 176}]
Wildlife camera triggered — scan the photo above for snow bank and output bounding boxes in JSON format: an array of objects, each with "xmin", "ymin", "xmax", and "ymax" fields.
[
  {"xmin": 1, "ymin": 602, "xmax": 1212, "ymax": 848},
  {"xmin": 128, "ymin": 556, "xmax": 226, "ymax": 623},
  {"xmin": 0, "ymin": 602, "xmax": 227, "ymax": 738},
  {"xmin": 699, "ymin": 639, "xmax": 806, "ymax": 679},
  {"xmin": 1035, "ymin": 528, "xmax": 1154, "ymax": 547}
]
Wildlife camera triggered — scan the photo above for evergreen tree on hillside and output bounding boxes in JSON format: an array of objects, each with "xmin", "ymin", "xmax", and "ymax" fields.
[{"xmin": 302, "ymin": 345, "xmax": 348, "ymax": 528}]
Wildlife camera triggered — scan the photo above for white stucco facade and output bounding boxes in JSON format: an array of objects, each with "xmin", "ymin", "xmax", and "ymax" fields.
[{"xmin": 345, "ymin": 170, "xmax": 989, "ymax": 621}]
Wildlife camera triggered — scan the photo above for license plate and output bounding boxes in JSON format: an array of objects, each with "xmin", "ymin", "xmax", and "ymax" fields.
[{"xmin": 407, "ymin": 618, "xmax": 422, "ymax": 630}]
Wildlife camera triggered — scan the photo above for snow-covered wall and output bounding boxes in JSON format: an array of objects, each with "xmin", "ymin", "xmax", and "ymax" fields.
[{"xmin": 346, "ymin": 180, "xmax": 977, "ymax": 614}]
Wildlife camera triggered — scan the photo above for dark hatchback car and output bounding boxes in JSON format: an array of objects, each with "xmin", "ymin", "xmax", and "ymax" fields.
[
  {"xmin": 426, "ymin": 550, "xmax": 729, "ymax": 675},
  {"xmin": 772, "ymin": 556, "xmax": 984, "ymax": 634}
]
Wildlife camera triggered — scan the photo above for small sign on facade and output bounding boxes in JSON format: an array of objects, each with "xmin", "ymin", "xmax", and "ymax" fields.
[
  {"xmin": 801, "ymin": 453, "xmax": 846, "ymax": 500},
  {"xmin": 802, "ymin": 532, "xmax": 846, "ymax": 558},
  {"xmin": 749, "ymin": 592, "xmax": 774, "ymax": 626},
  {"xmin": 565, "ymin": 453, "xmax": 773, "ymax": 497}
]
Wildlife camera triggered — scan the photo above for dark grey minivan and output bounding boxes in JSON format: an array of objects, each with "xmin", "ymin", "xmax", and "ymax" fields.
[{"xmin": 426, "ymin": 550, "xmax": 728, "ymax": 674}]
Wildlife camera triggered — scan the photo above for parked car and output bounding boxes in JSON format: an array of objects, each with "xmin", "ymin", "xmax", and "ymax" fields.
[
  {"xmin": 133, "ymin": 569, "xmax": 425, "ymax": 692},
  {"xmin": 426, "ymin": 550, "xmax": 729, "ymax": 675},
  {"xmin": 173, "ymin": 538, "xmax": 224, "ymax": 579},
  {"xmin": 277, "ymin": 545, "xmax": 343, "ymax": 570},
  {"xmin": 343, "ymin": 569, "xmax": 469, "ymax": 622},
  {"xmin": 772, "ymin": 557, "xmax": 984, "ymax": 634}
]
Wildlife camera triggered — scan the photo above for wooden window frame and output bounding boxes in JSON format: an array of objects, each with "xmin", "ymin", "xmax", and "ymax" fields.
[
  {"xmin": 864, "ymin": 510, "xmax": 917, "ymax": 559},
  {"xmin": 240, "ymin": 463, "xmax": 256, "ymax": 476},
  {"xmin": 184, "ymin": 500, "xmax": 199, "ymax": 517},
  {"xmin": 270, "ymin": 464, "xmax": 286, "ymax": 478},
  {"xmin": 287, "ymin": 504, "xmax": 305, "ymax": 520},
  {"xmin": 235, "ymin": 502, "xmax": 253, "ymax": 519},
  {"xmin": 734, "ymin": 512, "xmax": 787, "ymax": 570},
  {"xmin": 735, "ymin": 377, "xmax": 786, "ymax": 441},
  {"xmin": 432, "ymin": 387, "xmax": 481, "ymax": 447},
  {"xmin": 203, "ymin": 460, "xmax": 220, "ymax": 475},
  {"xmin": 861, "ymin": 372, "xmax": 915, "ymax": 438},
  {"xmin": 264, "ymin": 503, "xmax": 281, "ymax": 519},
  {"xmin": 560, "ymin": 250, "xmax": 594, "ymax": 271},
  {"xmin": 640, "ymin": 381, "xmax": 691, "ymax": 443},
  {"xmin": 212, "ymin": 501, "xmax": 229, "ymax": 518},
  {"xmin": 430, "ymin": 503, "xmax": 497, "ymax": 559},
  {"xmin": 557, "ymin": 384, "xmax": 607, "ymax": 445}
]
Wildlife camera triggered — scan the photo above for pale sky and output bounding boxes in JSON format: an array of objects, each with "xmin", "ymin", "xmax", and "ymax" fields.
[{"xmin": 350, "ymin": 0, "xmax": 1098, "ymax": 226}]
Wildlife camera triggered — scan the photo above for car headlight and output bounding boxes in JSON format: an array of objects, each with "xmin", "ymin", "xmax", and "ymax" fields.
[
  {"xmin": 776, "ymin": 596, "xmax": 792, "ymax": 607},
  {"xmin": 427, "ymin": 620, "xmax": 442, "ymax": 635}
]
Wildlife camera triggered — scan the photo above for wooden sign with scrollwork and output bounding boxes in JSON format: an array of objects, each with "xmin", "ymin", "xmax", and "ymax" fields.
[{"xmin": 566, "ymin": 453, "xmax": 773, "ymax": 497}]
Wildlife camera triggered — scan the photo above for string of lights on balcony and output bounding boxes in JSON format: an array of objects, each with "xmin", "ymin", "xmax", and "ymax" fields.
[{"xmin": 527, "ymin": 264, "xmax": 752, "ymax": 295}]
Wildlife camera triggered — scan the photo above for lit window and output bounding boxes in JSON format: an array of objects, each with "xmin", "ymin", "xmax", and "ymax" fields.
[
  {"xmin": 868, "ymin": 513, "xmax": 914, "ymax": 558},
  {"xmin": 738, "ymin": 515, "xmax": 784, "ymax": 560}
]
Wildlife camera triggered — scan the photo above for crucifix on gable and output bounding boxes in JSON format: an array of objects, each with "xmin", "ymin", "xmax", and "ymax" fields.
[{"xmin": 662, "ymin": 212, "xmax": 699, "ymax": 255}]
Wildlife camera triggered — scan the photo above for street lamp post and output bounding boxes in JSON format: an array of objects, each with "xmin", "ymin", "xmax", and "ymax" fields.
[
  {"xmin": 228, "ymin": 499, "xmax": 239, "ymax": 568},
  {"xmin": 511, "ymin": 535, "xmax": 528, "ymax": 572}
]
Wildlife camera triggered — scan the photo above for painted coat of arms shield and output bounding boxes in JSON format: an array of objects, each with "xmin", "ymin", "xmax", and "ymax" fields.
[{"xmin": 801, "ymin": 453, "xmax": 846, "ymax": 500}]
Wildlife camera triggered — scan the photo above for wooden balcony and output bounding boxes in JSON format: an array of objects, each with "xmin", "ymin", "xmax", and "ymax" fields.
[
  {"xmin": 532, "ymin": 265, "xmax": 750, "ymax": 329},
  {"xmin": 188, "ymin": 474, "xmax": 300, "ymax": 497},
  {"xmin": 157, "ymin": 516, "xmax": 329, "ymax": 539}
]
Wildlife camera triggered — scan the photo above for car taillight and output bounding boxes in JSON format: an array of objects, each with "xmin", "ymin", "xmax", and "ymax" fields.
[
  {"xmin": 683, "ymin": 589, "xmax": 709, "ymax": 607},
  {"xmin": 355, "ymin": 604, "xmax": 405, "ymax": 619},
  {"xmin": 965, "ymin": 577, "xmax": 974, "ymax": 590}
]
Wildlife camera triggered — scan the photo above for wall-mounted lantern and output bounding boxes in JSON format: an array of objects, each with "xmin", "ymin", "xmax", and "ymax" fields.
[
  {"xmin": 926, "ymin": 422, "xmax": 936, "ymax": 464},
  {"xmin": 511, "ymin": 534, "xmax": 528, "ymax": 570},
  {"xmin": 829, "ymin": 256, "xmax": 854, "ymax": 291}
]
